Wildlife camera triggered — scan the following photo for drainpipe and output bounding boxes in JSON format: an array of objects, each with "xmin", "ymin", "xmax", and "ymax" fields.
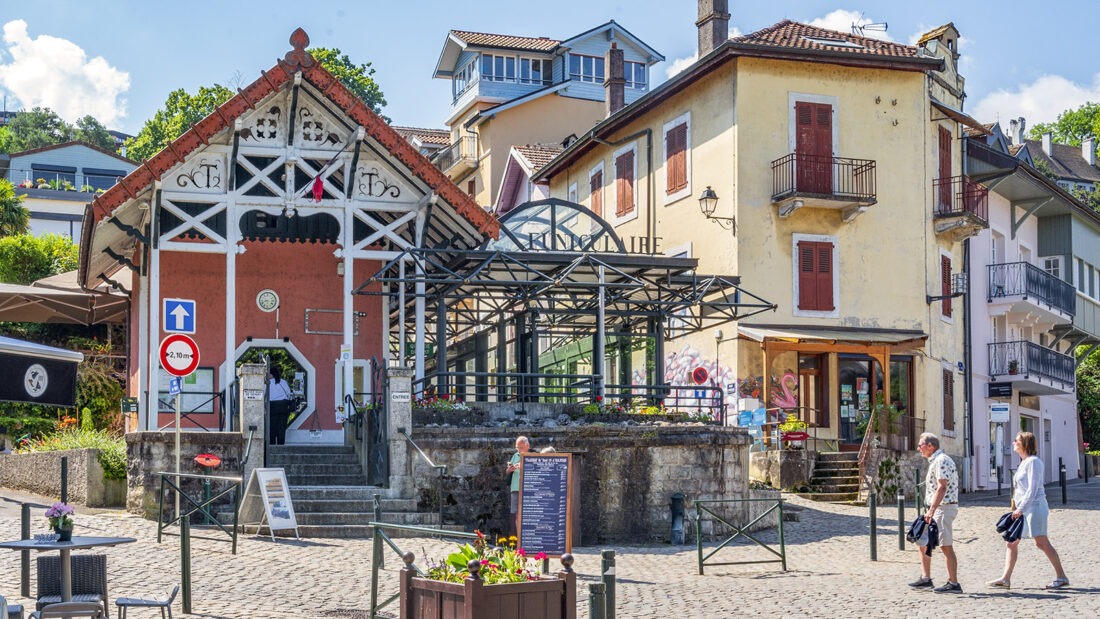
[
  {"xmin": 590, "ymin": 128, "xmax": 655, "ymax": 249},
  {"xmin": 963, "ymin": 236, "xmax": 974, "ymax": 492}
]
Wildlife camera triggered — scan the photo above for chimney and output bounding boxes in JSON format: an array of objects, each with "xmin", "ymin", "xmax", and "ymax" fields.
[
  {"xmin": 604, "ymin": 43, "xmax": 625, "ymax": 116},
  {"xmin": 1017, "ymin": 117, "xmax": 1026, "ymax": 145},
  {"xmin": 1083, "ymin": 137, "xmax": 1096, "ymax": 167},
  {"xmin": 1008, "ymin": 119, "xmax": 1018, "ymax": 145},
  {"xmin": 696, "ymin": 0, "xmax": 731, "ymax": 57},
  {"xmin": 1042, "ymin": 131, "xmax": 1053, "ymax": 156}
]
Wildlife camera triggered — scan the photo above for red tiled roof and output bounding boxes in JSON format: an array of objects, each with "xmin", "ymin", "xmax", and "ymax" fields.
[
  {"xmin": 8, "ymin": 139, "xmax": 135, "ymax": 165},
  {"xmin": 515, "ymin": 144, "xmax": 563, "ymax": 170},
  {"xmin": 88, "ymin": 29, "xmax": 496, "ymax": 239},
  {"xmin": 392, "ymin": 126, "xmax": 451, "ymax": 146},
  {"xmin": 450, "ymin": 30, "xmax": 559, "ymax": 52},
  {"xmin": 732, "ymin": 20, "xmax": 921, "ymax": 59}
]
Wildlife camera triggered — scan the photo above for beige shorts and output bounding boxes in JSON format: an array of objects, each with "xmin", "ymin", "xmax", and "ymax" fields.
[{"xmin": 933, "ymin": 503, "xmax": 958, "ymax": 546}]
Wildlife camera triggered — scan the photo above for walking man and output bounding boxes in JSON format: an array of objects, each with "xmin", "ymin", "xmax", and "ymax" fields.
[{"xmin": 910, "ymin": 432, "xmax": 962, "ymax": 593}]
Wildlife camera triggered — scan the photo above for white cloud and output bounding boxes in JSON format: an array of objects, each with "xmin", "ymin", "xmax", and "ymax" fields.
[
  {"xmin": 664, "ymin": 27, "xmax": 742, "ymax": 80},
  {"xmin": 808, "ymin": 10, "xmax": 893, "ymax": 41},
  {"xmin": 971, "ymin": 73, "xmax": 1100, "ymax": 126},
  {"xmin": 0, "ymin": 20, "xmax": 129, "ymax": 127}
]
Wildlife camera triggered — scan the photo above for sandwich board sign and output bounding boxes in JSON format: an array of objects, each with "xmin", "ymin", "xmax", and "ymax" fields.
[{"xmin": 238, "ymin": 468, "xmax": 299, "ymax": 541}]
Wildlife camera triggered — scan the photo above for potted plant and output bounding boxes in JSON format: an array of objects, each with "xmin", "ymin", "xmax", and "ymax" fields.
[
  {"xmin": 400, "ymin": 530, "xmax": 576, "ymax": 619},
  {"xmin": 45, "ymin": 502, "xmax": 75, "ymax": 541},
  {"xmin": 1008, "ymin": 359, "xmax": 1019, "ymax": 375},
  {"xmin": 778, "ymin": 414, "xmax": 809, "ymax": 448}
]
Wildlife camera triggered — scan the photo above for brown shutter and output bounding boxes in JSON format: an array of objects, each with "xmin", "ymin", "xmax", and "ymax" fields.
[
  {"xmin": 666, "ymin": 123, "xmax": 687, "ymax": 194},
  {"xmin": 942, "ymin": 368, "xmax": 955, "ymax": 431},
  {"xmin": 941, "ymin": 255, "xmax": 952, "ymax": 317},
  {"xmin": 797, "ymin": 241, "xmax": 834, "ymax": 311},
  {"xmin": 817, "ymin": 244, "xmax": 834, "ymax": 311},
  {"xmin": 795, "ymin": 101, "xmax": 833, "ymax": 194},
  {"xmin": 590, "ymin": 170, "xmax": 603, "ymax": 218},
  {"xmin": 938, "ymin": 126, "xmax": 953, "ymax": 209},
  {"xmin": 616, "ymin": 151, "xmax": 635, "ymax": 215}
]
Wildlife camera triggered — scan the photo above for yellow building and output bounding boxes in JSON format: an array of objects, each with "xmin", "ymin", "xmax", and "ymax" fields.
[{"xmin": 537, "ymin": 10, "xmax": 988, "ymax": 460}]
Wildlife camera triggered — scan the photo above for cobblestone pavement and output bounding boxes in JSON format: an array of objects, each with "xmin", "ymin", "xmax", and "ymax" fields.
[{"xmin": 1, "ymin": 481, "xmax": 1097, "ymax": 618}]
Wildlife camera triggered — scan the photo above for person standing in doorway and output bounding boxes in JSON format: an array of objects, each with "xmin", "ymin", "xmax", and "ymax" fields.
[
  {"xmin": 507, "ymin": 435, "xmax": 530, "ymax": 535},
  {"xmin": 269, "ymin": 367, "xmax": 293, "ymax": 445},
  {"xmin": 987, "ymin": 431, "xmax": 1070, "ymax": 589},
  {"xmin": 909, "ymin": 432, "xmax": 962, "ymax": 593}
]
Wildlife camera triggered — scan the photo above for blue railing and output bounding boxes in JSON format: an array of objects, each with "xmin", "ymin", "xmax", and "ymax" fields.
[{"xmin": 987, "ymin": 262, "xmax": 1075, "ymax": 317}]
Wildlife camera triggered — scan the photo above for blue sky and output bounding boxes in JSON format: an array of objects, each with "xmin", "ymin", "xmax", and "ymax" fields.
[{"xmin": 1, "ymin": 1, "xmax": 1098, "ymax": 136}]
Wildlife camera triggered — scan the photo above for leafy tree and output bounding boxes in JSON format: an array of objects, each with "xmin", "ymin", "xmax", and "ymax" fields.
[
  {"xmin": 309, "ymin": 47, "xmax": 388, "ymax": 120},
  {"xmin": 1072, "ymin": 187, "xmax": 1100, "ymax": 212},
  {"xmin": 0, "ymin": 233, "xmax": 78, "ymax": 284},
  {"xmin": 3, "ymin": 107, "xmax": 72, "ymax": 152},
  {"xmin": 74, "ymin": 115, "xmax": 116, "ymax": 151},
  {"xmin": 0, "ymin": 125, "xmax": 12, "ymax": 153},
  {"xmin": 0, "ymin": 179, "xmax": 30, "ymax": 237},
  {"xmin": 1078, "ymin": 346, "xmax": 1100, "ymax": 449},
  {"xmin": 1029, "ymin": 102, "xmax": 1100, "ymax": 147}
]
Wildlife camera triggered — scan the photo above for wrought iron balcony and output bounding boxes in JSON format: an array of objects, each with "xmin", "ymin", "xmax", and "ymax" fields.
[
  {"xmin": 988, "ymin": 340, "xmax": 1075, "ymax": 393},
  {"xmin": 771, "ymin": 153, "xmax": 877, "ymax": 221},
  {"xmin": 987, "ymin": 262, "xmax": 1075, "ymax": 319},
  {"xmin": 431, "ymin": 135, "xmax": 478, "ymax": 176},
  {"xmin": 933, "ymin": 175, "xmax": 989, "ymax": 240}
]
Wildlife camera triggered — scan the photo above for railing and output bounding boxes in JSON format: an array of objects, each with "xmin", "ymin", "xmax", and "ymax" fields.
[
  {"xmin": 933, "ymin": 175, "xmax": 988, "ymax": 222},
  {"xmin": 397, "ymin": 428, "xmax": 447, "ymax": 527},
  {"xmin": 156, "ymin": 472, "xmax": 242, "ymax": 554},
  {"xmin": 771, "ymin": 153, "xmax": 877, "ymax": 202},
  {"xmin": 880, "ymin": 414, "xmax": 924, "ymax": 452},
  {"xmin": 431, "ymin": 135, "xmax": 478, "ymax": 172},
  {"xmin": 988, "ymin": 340, "xmax": 1076, "ymax": 386},
  {"xmin": 695, "ymin": 498, "xmax": 786, "ymax": 574},
  {"xmin": 988, "ymin": 262, "xmax": 1075, "ymax": 316},
  {"xmin": 7, "ymin": 166, "xmax": 124, "ymax": 192},
  {"xmin": 369, "ymin": 519, "xmax": 479, "ymax": 619},
  {"xmin": 157, "ymin": 389, "xmax": 225, "ymax": 432}
]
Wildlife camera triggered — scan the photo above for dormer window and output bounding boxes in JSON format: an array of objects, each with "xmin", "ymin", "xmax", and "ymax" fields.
[
  {"xmin": 569, "ymin": 54, "xmax": 605, "ymax": 83},
  {"xmin": 520, "ymin": 58, "xmax": 552, "ymax": 85},
  {"xmin": 625, "ymin": 61, "xmax": 647, "ymax": 89},
  {"xmin": 482, "ymin": 54, "xmax": 517, "ymax": 82},
  {"xmin": 452, "ymin": 59, "xmax": 479, "ymax": 99}
]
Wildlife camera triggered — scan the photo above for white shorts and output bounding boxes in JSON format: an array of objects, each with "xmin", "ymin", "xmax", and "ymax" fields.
[{"xmin": 933, "ymin": 504, "xmax": 958, "ymax": 546}]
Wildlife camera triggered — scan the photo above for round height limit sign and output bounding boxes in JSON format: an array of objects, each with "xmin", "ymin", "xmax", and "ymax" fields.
[{"xmin": 159, "ymin": 334, "xmax": 200, "ymax": 377}]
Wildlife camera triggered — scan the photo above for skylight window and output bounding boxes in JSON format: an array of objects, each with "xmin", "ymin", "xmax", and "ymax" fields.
[{"xmin": 802, "ymin": 36, "xmax": 865, "ymax": 49}]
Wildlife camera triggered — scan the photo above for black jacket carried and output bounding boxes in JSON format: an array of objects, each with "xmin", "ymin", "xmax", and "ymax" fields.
[
  {"xmin": 995, "ymin": 512, "xmax": 1025, "ymax": 542},
  {"xmin": 906, "ymin": 515, "xmax": 940, "ymax": 556}
]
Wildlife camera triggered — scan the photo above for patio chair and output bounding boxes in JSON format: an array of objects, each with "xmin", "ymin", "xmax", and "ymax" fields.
[
  {"xmin": 1, "ymin": 593, "xmax": 26, "ymax": 619},
  {"xmin": 36, "ymin": 555, "xmax": 109, "ymax": 619},
  {"xmin": 114, "ymin": 585, "xmax": 178, "ymax": 619},
  {"xmin": 29, "ymin": 602, "xmax": 104, "ymax": 618}
]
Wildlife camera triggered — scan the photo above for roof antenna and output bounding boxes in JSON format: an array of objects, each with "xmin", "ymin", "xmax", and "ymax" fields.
[{"xmin": 851, "ymin": 13, "xmax": 888, "ymax": 37}]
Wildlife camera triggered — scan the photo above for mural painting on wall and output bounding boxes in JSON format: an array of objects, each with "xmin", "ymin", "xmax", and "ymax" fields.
[{"xmin": 771, "ymin": 370, "xmax": 799, "ymax": 413}]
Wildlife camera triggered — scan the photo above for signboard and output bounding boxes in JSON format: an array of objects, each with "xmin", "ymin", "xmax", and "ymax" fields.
[
  {"xmin": 989, "ymin": 402, "xmax": 1011, "ymax": 424},
  {"xmin": 238, "ymin": 468, "xmax": 300, "ymax": 541},
  {"xmin": 120, "ymin": 397, "xmax": 138, "ymax": 413},
  {"xmin": 518, "ymin": 452, "xmax": 573, "ymax": 557},
  {"xmin": 987, "ymin": 382, "xmax": 1012, "ymax": 399},
  {"xmin": 168, "ymin": 377, "xmax": 182, "ymax": 395},
  {"xmin": 159, "ymin": 334, "xmax": 200, "ymax": 377},
  {"xmin": 0, "ymin": 351, "xmax": 79, "ymax": 407},
  {"xmin": 691, "ymin": 366, "xmax": 709, "ymax": 385},
  {"xmin": 157, "ymin": 368, "xmax": 215, "ymax": 413},
  {"xmin": 163, "ymin": 298, "xmax": 196, "ymax": 334},
  {"xmin": 243, "ymin": 389, "xmax": 265, "ymax": 401},
  {"xmin": 404, "ymin": 341, "xmax": 436, "ymax": 357},
  {"xmin": 391, "ymin": 392, "xmax": 411, "ymax": 403},
  {"xmin": 782, "ymin": 431, "xmax": 810, "ymax": 441}
]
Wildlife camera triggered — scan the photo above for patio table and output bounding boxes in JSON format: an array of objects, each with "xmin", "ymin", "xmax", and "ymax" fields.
[{"xmin": 0, "ymin": 536, "xmax": 136, "ymax": 602}]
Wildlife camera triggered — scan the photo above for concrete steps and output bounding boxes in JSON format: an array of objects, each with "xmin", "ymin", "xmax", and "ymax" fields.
[{"xmin": 802, "ymin": 452, "xmax": 862, "ymax": 503}]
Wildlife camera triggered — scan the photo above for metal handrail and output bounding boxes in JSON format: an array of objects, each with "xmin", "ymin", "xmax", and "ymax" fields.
[
  {"xmin": 771, "ymin": 152, "xmax": 877, "ymax": 202},
  {"xmin": 368, "ymin": 520, "xmax": 478, "ymax": 618},
  {"xmin": 695, "ymin": 497, "xmax": 786, "ymax": 574},
  {"xmin": 396, "ymin": 428, "xmax": 447, "ymax": 528},
  {"xmin": 156, "ymin": 471, "xmax": 242, "ymax": 554},
  {"xmin": 933, "ymin": 175, "xmax": 989, "ymax": 222}
]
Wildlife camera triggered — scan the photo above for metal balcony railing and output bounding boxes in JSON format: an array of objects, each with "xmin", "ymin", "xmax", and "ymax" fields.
[
  {"xmin": 7, "ymin": 166, "xmax": 123, "ymax": 192},
  {"xmin": 771, "ymin": 153, "xmax": 876, "ymax": 202},
  {"xmin": 987, "ymin": 262, "xmax": 1075, "ymax": 316},
  {"xmin": 431, "ymin": 135, "xmax": 477, "ymax": 173},
  {"xmin": 988, "ymin": 340, "xmax": 1075, "ymax": 386},
  {"xmin": 933, "ymin": 175, "xmax": 989, "ymax": 222}
]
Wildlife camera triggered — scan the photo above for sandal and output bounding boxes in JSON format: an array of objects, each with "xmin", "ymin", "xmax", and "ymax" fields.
[
  {"xmin": 987, "ymin": 579, "xmax": 1010, "ymax": 589},
  {"xmin": 1045, "ymin": 577, "xmax": 1070, "ymax": 589}
]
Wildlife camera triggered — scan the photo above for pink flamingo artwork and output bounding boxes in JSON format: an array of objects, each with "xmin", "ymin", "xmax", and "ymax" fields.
[{"xmin": 771, "ymin": 371, "xmax": 798, "ymax": 410}]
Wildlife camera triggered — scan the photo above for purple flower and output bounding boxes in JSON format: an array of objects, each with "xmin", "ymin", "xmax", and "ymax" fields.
[{"xmin": 45, "ymin": 502, "xmax": 74, "ymax": 518}]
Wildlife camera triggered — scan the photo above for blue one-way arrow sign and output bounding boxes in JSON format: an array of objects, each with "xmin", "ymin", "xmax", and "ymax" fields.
[{"xmin": 163, "ymin": 298, "xmax": 196, "ymax": 334}]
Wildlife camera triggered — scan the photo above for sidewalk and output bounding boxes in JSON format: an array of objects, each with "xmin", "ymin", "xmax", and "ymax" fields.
[{"xmin": 0, "ymin": 481, "xmax": 1097, "ymax": 618}]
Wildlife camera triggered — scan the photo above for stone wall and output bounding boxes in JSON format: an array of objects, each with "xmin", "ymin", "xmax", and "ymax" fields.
[
  {"xmin": 125, "ymin": 432, "xmax": 243, "ymax": 518},
  {"xmin": 749, "ymin": 450, "xmax": 817, "ymax": 490},
  {"xmin": 0, "ymin": 449, "xmax": 125, "ymax": 507},
  {"xmin": 406, "ymin": 425, "xmax": 775, "ymax": 544}
]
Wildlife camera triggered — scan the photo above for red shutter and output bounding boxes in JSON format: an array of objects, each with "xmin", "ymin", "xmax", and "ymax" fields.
[
  {"xmin": 796, "ymin": 101, "xmax": 833, "ymax": 194},
  {"xmin": 797, "ymin": 241, "xmax": 835, "ymax": 311},
  {"xmin": 817, "ymin": 244, "xmax": 834, "ymax": 310},
  {"xmin": 616, "ymin": 151, "xmax": 635, "ymax": 215},
  {"xmin": 941, "ymin": 255, "xmax": 952, "ymax": 317},
  {"xmin": 590, "ymin": 170, "xmax": 603, "ymax": 218},
  {"xmin": 798, "ymin": 243, "xmax": 816, "ymax": 310},
  {"xmin": 942, "ymin": 369, "xmax": 955, "ymax": 431},
  {"xmin": 938, "ymin": 126, "xmax": 952, "ymax": 210},
  {"xmin": 666, "ymin": 123, "xmax": 687, "ymax": 194}
]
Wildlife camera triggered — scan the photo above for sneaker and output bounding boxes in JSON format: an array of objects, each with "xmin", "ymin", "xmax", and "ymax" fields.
[
  {"xmin": 908, "ymin": 577, "xmax": 934, "ymax": 588},
  {"xmin": 1045, "ymin": 577, "xmax": 1070, "ymax": 589},
  {"xmin": 987, "ymin": 579, "xmax": 1010, "ymax": 589},
  {"xmin": 934, "ymin": 581, "xmax": 963, "ymax": 593}
]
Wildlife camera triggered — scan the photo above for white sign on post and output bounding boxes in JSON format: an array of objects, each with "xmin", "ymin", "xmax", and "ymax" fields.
[
  {"xmin": 989, "ymin": 402, "xmax": 1011, "ymax": 423},
  {"xmin": 238, "ymin": 468, "xmax": 300, "ymax": 541},
  {"xmin": 163, "ymin": 298, "xmax": 196, "ymax": 334}
]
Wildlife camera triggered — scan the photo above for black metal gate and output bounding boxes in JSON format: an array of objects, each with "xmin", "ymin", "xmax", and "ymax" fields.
[{"xmin": 365, "ymin": 359, "xmax": 389, "ymax": 486}]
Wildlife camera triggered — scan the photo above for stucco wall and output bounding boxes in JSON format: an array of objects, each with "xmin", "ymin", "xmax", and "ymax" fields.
[
  {"xmin": 124, "ymin": 432, "xmax": 243, "ymax": 518},
  {"xmin": 0, "ymin": 449, "xmax": 125, "ymax": 507}
]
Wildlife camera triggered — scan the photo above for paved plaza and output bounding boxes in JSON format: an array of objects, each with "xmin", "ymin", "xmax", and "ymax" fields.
[{"xmin": 1, "ymin": 481, "xmax": 1097, "ymax": 618}]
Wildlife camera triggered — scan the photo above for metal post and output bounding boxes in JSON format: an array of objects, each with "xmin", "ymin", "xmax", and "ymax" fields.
[
  {"xmin": 181, "ymin": 513, "xmax": 192, "ymax": 614},
  {"xmin": 777, "ymin": 498, "xmax": 787, "ymax": 571},
  {"xmin": 997, "ymin": 465, "xmax": 1003, "ymax": 496},
  {"xmin": 20, "ymin": 503, "xmax": 30, "ymax": 597},
  {"xmin": 541, "ymin": 557, "xmax": 550, "ymax": 575},
  {"xmin": 60, "ymin": 455, "xmax": 68, "ymax": 503},
  {"xmin": 373, "ymin": 494, "xmax": 384, "ymax": 570},
  {"xmin": 695, "ymin": 502, "xmax": 704, "ymax": 575},
  {"xmin": 914, "ymin": 469, "xmax": 923, "ymax": 515},
  {"xmin": 202, "ymin": 476, "xmax": 213, "ymax": 525},
  {"xmin": 437, "ymin": 466, "xmax": 445, "ymax": 529},
  {"xmin": 897, "ymin": 492, "xmax": 906, "ymax": 551},
  {"xmin": 601, "ymin": 550, "xmax": 616, "ymax": 619},
  {"xmin": 1060, "ymin": 459, "xmax": 1067, "ymax": 505},
  {"xmin": 588, "ymin": 583, "xmax": 607, "ymax": 619},
  {"xmin": 1085, "ymin": 453, "xmax": 1090, "ymax": 484},
  {"xmin": 869, "ymin": 493, "xmax": 877, "ymax": 562}
]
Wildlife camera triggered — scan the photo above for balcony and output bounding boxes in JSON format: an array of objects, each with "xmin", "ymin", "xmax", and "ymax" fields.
[
  {"xmin": 771, "ymin": 153, "xmax": 877, "ymax": 222},
  {"xmin": 933, "ymin": 175, "xmax": 989, "ymax": 241},
  {"xmin": 431, "ymin": 135, "xmax": 478, "ymax": 177},
  {"xmin": 988, "ymin": 340, "xmax": 1075, "ymax": 395},
  {"xmin": 987, "ymin": 262, "xmax": 1075, "ymax": 324}
]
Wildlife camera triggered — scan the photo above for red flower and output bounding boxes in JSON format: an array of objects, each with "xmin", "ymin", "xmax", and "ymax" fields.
[
  {"xmin": 595, "ymin": 396, "xmax": 603, "ymax": 402},
  {"xmin": 480, "ymin": 559, "xmax": 490, "ymax": 565},
  {"xmin": 516, "ymin": 548, "xmax": 526, "ymax": 557},
  {"xmin": 534, "ymin": 552, "xmax": 548, "ymax": 561}
]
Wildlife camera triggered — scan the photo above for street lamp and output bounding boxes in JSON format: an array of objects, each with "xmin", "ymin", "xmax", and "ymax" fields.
[{"xmin": 698, "ymin": 186, "xmax": 735, "ymax": 232}]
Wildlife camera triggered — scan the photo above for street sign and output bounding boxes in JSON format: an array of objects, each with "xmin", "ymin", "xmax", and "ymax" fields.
[
  {"xmin": 168, "ymin": 377, "xmax": 182, "ymax": 395},
  {"xmin": 163, "ymin": 298, "xmax": 196, "ymax": 334},
  {"xmin": 989, "ymin": 402, "xmax": 1011, "ymax": 423},
  {"xmin": 159, "ymin": 334, "xmax": 200, "ymax": 377},
  {"xmin": 120, "ymin": 397, "xmax": 138, "ymax": 413},
  {"xmin": 691, "ymin": 366, "xmax": 709, "ymax": 385}
]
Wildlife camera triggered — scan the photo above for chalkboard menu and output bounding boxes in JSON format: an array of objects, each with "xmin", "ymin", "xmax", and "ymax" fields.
[{"xmin": 518, "ymin": 452, "xmax": 573, "ymax": 557}]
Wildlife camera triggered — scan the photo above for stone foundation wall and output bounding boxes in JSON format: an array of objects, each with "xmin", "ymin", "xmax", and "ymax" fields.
[
  {"xmin": 125, "ymin": 432, "xmax": 243, "ymax": 518},
  {"xmin": 406, "ymin": 425, "xmax": 775, "ymax": 544},
  {"xmin": 749, "ymin": 450, "xmax": 817, "ymax": 490},
  {"xmin": 0, "ymin": 449, "xmax": 125, "ymax": 507}
]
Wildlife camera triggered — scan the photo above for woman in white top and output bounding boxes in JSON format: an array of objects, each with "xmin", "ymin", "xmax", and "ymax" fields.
[{"xmin": 987, "ymin": 431, "xmax": 1069, "ymax": 589}]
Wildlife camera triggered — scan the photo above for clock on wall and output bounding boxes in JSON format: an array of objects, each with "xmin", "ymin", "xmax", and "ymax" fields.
[{"xmin": 256, "ymin": 289, "xmax": 280, "ymax": 312}]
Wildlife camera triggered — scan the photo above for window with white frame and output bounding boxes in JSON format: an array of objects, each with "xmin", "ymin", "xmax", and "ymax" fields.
[
  {"xmin": 1077, "ymin": 257, "xmax": 1086, "ymax": 292},
  {"xmin": 481, "ymin": 54, "xmax": 517, "ymax": 82},
  {"xmin": 1043, "ymin": 256, "xmax": 1062, "ymax": 280},
  {"xmin": 519, "ymin": 58, "xmax": 552, "ymax": 85},
  {"xmin": 569, "ymin": 54, "xmax": 605, "ymax": 83},
  {"xmin": 568, "ymin": 182, "xmax": 578, "ymax": 204},
  {"xmin": 453, "ymin": 59, "xmax": 478, "ymax": 97},
  {"xmin": 663, "ymin": 112, "xmax": 691, "ymax": 203},
  {"xmin": 625, "ymin": 61, "xmax": 647, "ymax": 89},
  {"xmin": 792, "ymin": 233, "xmax": 839, "ymax": 318},
  {"xmin": 588, "ymin": 162, "xmax": 604, "ymax": 220}
]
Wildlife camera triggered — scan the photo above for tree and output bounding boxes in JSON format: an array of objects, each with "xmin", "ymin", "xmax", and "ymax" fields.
[
  {"xmin": 124, "ymin": 49, "xmax": 388, "ymax": 161},
  {"xmin": 1029, "ymin": 102, "xmax": 1100, "ymax": 147},
  {"xmin": 0, "ymin": 233, "xmax": 78, "ymax": 284},
  {"xmin": 1078, "ymin": 346, "xmax": 1100, "ymax": 449},
  {"xmin": 74, "ymin": 115, "xmax": 116, "ymax": 151},
  {"xmin": 3, "ymin": 107, "xmax": 72, "ymax": 152},
  {"xmin": 0, "ymin": 179, "xmax": 30, "ymax": 237}
]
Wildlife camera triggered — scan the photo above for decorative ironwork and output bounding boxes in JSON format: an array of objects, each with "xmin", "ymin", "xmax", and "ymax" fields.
[
  {"xmin": 771, "ymin": 153, "xmax": 877, "ymax": 203},
  {"xmin": 988, "ymin": 340, "xmax": 1075, "ymax": 388},
  {"xmin": 987, "ymin": 262, "xmax": 1075, "ymax": 316},
  {"xmin": 933, "ymin": 175, "xmax": 989, "ymax": 222},
  {"xmin": 298, "ymin": 107, "xmax": 340, "ymax": 145},
  {"xmin": 175, "ymin": 158, "xmax": 223, "ymax": 190},
  {"xmin": 355, "ymin": 166, "xmax": 401, "ymax": 199},
  {"xmin": 241, "ymin": 105, "xmax": 282, "ymax": 143}
]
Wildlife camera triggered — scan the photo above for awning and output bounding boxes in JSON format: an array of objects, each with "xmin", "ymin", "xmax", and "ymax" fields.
[
  {"xmin": 738, "ymin": 324, "xmax": 927, "ymax": 346},
  {"xmin": 0, "ymin": 335, "xmax": 83, "ymax": 407},
  {"xmin": 931, "ymin": 97, "xmax": 991, "ymax": 136},
  {"xmin": 0, "ymin": 270, "xmax": 129, "ymax": 325}
]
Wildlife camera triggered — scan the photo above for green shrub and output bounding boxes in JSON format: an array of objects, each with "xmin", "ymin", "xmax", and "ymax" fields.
[{"xmin": 17, "ymin": 428, "xmax": 127, "ymax": 481}]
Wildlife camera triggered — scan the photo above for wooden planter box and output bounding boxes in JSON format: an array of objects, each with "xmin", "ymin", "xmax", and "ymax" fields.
[{"xmin": 399, "ymin": 554, "xmax": 576, "ymax": 619}]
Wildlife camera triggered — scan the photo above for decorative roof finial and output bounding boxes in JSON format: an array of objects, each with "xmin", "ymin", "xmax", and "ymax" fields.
[{"xmin": 284, "ymin": 28, "xmax": 315, "ymax": 68}]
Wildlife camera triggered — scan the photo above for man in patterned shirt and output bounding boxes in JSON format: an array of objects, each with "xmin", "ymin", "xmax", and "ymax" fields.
[{"xmin": 909, "ymin": 432, "xmax": 962, "ymax": 593}]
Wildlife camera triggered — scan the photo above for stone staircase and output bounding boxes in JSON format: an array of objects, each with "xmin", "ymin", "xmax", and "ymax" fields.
[
  {"xmin": 262, "ymin": 444, "xmax": 440, "ymax": 538},
  {"xmin": 798, "ymin": 451, "xmax": 862, "ymax": 503}
]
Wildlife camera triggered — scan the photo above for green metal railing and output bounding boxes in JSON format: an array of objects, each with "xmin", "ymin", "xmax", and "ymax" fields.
[
  {"xmin": 695, "ymin": 497, "xmax": 786, "ymax": 574},
  {"xmin": 368, "ymin": 520, "xmax": 478, "ymax": 619},
  {"xmin": 156, "ymin": 472, "xmax": 242, "ymax": 554}
]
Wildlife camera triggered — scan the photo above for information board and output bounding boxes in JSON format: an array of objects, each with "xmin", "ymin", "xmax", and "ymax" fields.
[
  {"xmin": 157, "ymin": 367, "xmax": 215, "ymax": 413},
  {"xmin": 238, "ymin": 468, "xmax": 300, "ymax": 541},
  {"xmin": 518, "ymin": 452, "xmax": 573, "ymax": 557}
]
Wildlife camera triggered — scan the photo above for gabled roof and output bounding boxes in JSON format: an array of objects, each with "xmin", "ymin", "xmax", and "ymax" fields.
[
  {"xmin": 8, "ymin": 140, "xmax": 135, "ymax": 166},
  {"xmin": 1023, "ymin": 139, "xmax": 1100, "ymax": 183},
  {"xmin": 559, "ymin": 20, "xmax": 663, "ymax": 62},
  {"xmin": 515, "ymin": 144, "xmax": 564, "ymax": 171},
  {"xmin": 733, "ymin": 20, "xmax": 924, "ymax": 60},
  {"xmin": 392, "ymin": 126, "xmax": 450, "ymax": 146},
  {"xmin": 449, "ymin": 30, "xmax": 560, "ymax": 52},
  {"xmin": 917, "ymin": 23, "xmax": 958, "ymax": 46}
]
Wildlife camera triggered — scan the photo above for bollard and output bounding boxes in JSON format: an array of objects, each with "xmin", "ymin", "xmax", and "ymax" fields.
[
  {"xmin": 914, "ymin": 470, "xmax": 923, "ymax": 515},
  {"xmin": 669, "ymin": 493, "xmax": 685, "ymax": 545},
  {"xmin": 372, "ymin": 494, "xmax": 384, "ymax": 570},
  {"xmin": 996, "ymin": 465, "xmax": 1002, "ymax": 497},
  {"xmin": 20, "ymin": 503, "xmax": 30, "ymax": 597},
  {"xmin": 601, "ymin": 549, "xmax": 616, "ymax": 619},
  {"xmin": 60, "ymin": 455, "xmax": 69, "ymax": 504},
  {"xmin": 897, "ymin": 492, "xmax": 906, "ymax": 551},
  {"xmin": 181, "ymin": 513, "xmax": 192, "ymax": 614},
  {"xmin": 1085, "ymin": 453, "xmax": 1090, "ymax": 484},
  {"xmin": 588, "ymin": 583, "xmax": 607, "ymax": 619},
  {"xmin": 1060, "ymin": 459, "xmax": 1067, "ymax": 505},
  {"xmin": 869, "ymin": 493, "xmax": 877, "ymax": 562}
]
